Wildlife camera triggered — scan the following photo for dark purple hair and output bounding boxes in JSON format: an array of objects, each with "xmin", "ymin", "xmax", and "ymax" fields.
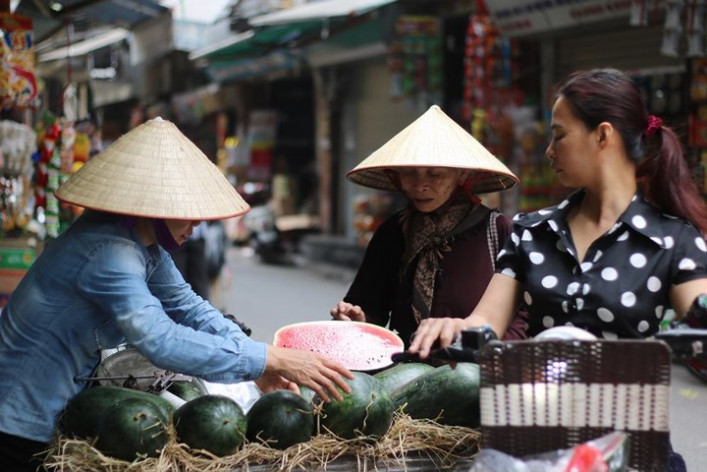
[{"xmin": 559, "ymin": 68, "xmax": 707, "ymax": 234}]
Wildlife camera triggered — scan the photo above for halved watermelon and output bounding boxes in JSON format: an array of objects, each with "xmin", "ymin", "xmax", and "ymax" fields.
[{"xmin": 273, "ymin": 321, "xmax": 404, "ymax": 371}]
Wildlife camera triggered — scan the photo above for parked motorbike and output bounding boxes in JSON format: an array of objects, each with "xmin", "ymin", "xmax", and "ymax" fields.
[
  {"xmin": 655, "ymin": 293, "xmax": 707, "ymax": 384},
  {"xmin": 236, "ymin": 182, "xmax": 289, "ymax": 265}
]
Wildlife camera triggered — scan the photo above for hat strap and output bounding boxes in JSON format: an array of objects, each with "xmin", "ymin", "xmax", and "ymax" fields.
[{"xmin": 152, "ymin": 219, "xmax": 182, "ymax": 253}]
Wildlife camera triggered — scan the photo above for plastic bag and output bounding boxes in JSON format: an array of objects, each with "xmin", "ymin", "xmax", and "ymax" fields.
[
  {"xmin": 203, "ymin": 380, "xmax": 262, "ymax": 413},
  {"xmin": 469, "ymin": 431, "xmax": 630, "ymax": 472}
]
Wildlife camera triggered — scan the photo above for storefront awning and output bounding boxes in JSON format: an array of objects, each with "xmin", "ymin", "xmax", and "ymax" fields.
[
  {"xmin": 15, "ymin": 0, "xmax": 168, "ymax": 43},
  {"xmin": 189, "ymin": 21, "xmax": 324, "ymax": 62},
  {"xmin": 249, "ymin": 0, "xmax": 397, "ymax": 27},
  {"xmin": 191, "ymin": 0, "xmax": 397, "ymax": 82},
  {"xmin": 37, "ymin": 28, "xmax": 130, "ymax": 62},
  {"xmin": 205, "ymin": 50, "xmax": 303, "ymax": 82}
]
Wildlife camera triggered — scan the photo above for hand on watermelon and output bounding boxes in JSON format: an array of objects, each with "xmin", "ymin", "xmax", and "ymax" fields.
[
  {"xmin": 255, "ymin": 370, "xmax": 298, "ymax": 395},
  {"xmin": 408, "ymin": 317, "xmax": 470, "ymax": 358},
  {"xmin": 330, "ymin": 301, "xmax": 365, "ymax": 322},
  {"xmin": 264, "ymin": 345, "xmax": 354, "ymax": 403}
]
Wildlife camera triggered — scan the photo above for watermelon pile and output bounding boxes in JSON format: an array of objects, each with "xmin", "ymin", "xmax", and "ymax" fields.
[{"xmin": 55, "ymin": 320, "xmax": 480, "ymax": 462}]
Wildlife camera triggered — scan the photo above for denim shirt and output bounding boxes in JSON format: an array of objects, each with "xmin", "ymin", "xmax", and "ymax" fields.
[{"xmin": 0, "ymin": 211, "xmax": 267, "ymax": 442}]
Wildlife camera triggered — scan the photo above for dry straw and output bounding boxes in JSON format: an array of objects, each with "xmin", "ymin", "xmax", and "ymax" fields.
[
  {"xmin": 43, "ymin": 412, "xmax": 481, "ymax": 472},
  {"xmin": 55, "ymin": 117, "xmax": 250, "ymax": 220},
  {"xmin": 347, "ymin": 105, "xmax": 519, "ymax": 194}
]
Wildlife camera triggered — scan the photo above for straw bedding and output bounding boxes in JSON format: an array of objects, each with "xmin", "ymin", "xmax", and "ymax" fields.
[{"xmin": 43, "ymin": 412, "xmax": 481, "ymax": 472}]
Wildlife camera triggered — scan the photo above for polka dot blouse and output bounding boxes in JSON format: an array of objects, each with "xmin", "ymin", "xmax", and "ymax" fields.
[{"xmin": 496, "ymin": 190, "xmax": 707, "ymax": 339}]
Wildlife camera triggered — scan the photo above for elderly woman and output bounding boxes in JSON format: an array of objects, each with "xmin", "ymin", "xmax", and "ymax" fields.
[
  {"xmin": 0, "ymin": 118, "xmax": 352, "ymax": 471},
  {"xmin": 330, "ymin": 105, "xmax": 527, "ymax": 346}
]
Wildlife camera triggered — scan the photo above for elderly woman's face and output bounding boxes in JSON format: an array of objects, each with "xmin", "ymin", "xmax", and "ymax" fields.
[
  {"xmin": 166, "ymin": 219, "xmax": 202, "ymax": 246},
  {"xmin": 396, "ymin": 167, "xmax": 465, "ymax": 213}
]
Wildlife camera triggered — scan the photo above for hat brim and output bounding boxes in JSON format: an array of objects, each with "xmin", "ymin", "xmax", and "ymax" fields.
[
  {"xmin": 346, "ymin": 105, "xmax": 519, "ymax": 194},
  {"xmin": 55, "ymin": 118, "xmax": 250, "ymax": 220}
]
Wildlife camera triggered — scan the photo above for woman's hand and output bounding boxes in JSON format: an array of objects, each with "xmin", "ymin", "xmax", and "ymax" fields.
[
  {"xmin": 330, "ymin": 301, "xmax": 365, "ymax": 322},
  {"xmin": 407, "ymin": 317, "xmax": 469, "ymax": 358},
  {"xmin": 255, "ymin": 371, "xmax": 299, "ymax": 395},
  {"xmin": 264, "ymin": 345, "xmax": 354, "ymax": 402}
]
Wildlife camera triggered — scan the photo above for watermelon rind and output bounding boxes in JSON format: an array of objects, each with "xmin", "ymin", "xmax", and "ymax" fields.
[
  {"xmin": 374, "ymin": 362, "xmax": 435, "ymax": 396},
  {"xmin": 173, "ymin": 394, "xmax": 247, "ymax": 457},
  {"xmin": 316, "ymin": 371, "xmax": 394, "ymax": 440},
  {"xmin": 246, "ymin": 390, "xmax": 315, "ymax": 449},
  {"xmin": 57, "ymin": 385, "xmax": 174, "ymax": 439},
  {"xmin": 94, "ymin": 397, "xmax": 169, "ymax": 461},
  {"xmin": 391, "ymin": 363, "xmax": 481, "ymax": 428},
  {"xmin": 167, "ymin": 378, "xmax": 208, "ymax": 401}
]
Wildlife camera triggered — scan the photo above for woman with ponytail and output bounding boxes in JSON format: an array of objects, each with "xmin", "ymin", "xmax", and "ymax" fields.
[
  {"xmin": 411, "ymin": 68, "xmax": 706, "ymax": 350},
  {"xmin": 410, "ymin": 68, "xmax": 706, "ymax": 472}
]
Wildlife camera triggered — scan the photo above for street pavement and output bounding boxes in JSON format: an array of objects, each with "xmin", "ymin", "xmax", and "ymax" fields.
[{"xmin": 219, "ymin": 246, "xmax": 707, "ymax": 470}]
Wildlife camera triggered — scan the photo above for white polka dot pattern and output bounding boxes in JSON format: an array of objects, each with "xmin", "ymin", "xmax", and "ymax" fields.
[
  {"xmin": 495, "ymin": 190, "xmax": 706, "ymax": 340},
  {"xmin": 542, "ymin": 276, "xmax": 558, "ymax": 288},
  {"xmin": 664, "ymin": 236, "xmax": 674, "ymax": 249},
  {"xmin": 647, "ymin": 277, "xmax": 661, "ymax": 292},
  {"xmin": 678, "ymin": 258, "xmax": 697, "ymax": 271},
  {"xmin": 629, "ymin": 253, "xmax": 646, "ymax": 268},
  {"xmin": 632, "ymin": 215, "xmax": 647, "ymax": 228},
  {"xmin": 621, "ymin": 292, "xmax": 636, "ymax": 307},
  {"xmin": 597, "ymin": 308, "xmax": 614, "ymax": 322},
  {"xmin": 529, "ymin": 252, "xmax": 545, "ymax": 264}
]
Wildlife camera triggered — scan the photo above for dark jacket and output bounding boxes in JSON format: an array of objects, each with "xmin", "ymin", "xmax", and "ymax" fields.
[{"xmin": 344, "ymin": 206, "xmax": 526, "ymax": 346}]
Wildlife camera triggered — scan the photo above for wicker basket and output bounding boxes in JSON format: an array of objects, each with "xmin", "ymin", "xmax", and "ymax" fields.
[{"xmin": 477, "ymin": 340, "xmax": 671, "ymax": 471}]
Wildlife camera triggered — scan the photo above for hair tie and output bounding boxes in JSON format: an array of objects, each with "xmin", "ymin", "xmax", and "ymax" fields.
[{"xmin": 644, "ymin": 115, "xmax": 663, "ymax": 137}]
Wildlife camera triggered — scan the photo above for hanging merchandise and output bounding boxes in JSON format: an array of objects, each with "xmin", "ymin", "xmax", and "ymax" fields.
[
  {"xmin": 462, "ymin": 2, "xmax": 521, "ymax": 156},
  {"xmin": 0, "ymin": 119, "xmax": 35, "ymax": 235},
  {"xmin": 686, "ymin": 0, "xmax": 705, "ymax": 57},
  {"xmin": 0, "ymin": 12, "xmax": 37, "ymax": 110},
  {"xmin": 245, "ymin": 110, "xmax": 278, "ymax": 182},
  {"xmin": 387, "ymin": 15, "xmax": 443, "ymax": 110},
  {"xmin": 660, "ymin": 0, "xmax": 683, "ymax": 57},
  {"xmin": 33, "ymin": 114, "xmax": 81, "ymax": 239}
]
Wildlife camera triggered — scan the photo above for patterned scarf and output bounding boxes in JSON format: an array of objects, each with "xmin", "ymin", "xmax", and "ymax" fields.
[{"xmin": 400, "ymin": 191, "xmax": 491, "ymax": 324}]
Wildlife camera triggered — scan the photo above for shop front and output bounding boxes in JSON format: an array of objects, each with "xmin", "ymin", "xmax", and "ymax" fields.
[{"xmin": 487, "ymin": 0, "xmax": 705, "ymax": 211}]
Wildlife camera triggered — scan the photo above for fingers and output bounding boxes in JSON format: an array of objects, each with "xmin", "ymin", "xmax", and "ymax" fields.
[
  {"xmin": 409, "ymin": 319, "xmax": 461, "ymax": 358},
  {"xmin": 330, "ymin": 302, "xmax": 365, "ymax": 322},
  {"xmin": 310, "ymin": 359, "xmax": 352, "ymax": 403},
  {"xmin": 286, "ymin": 380, "xmax": 300, "ymax": 395}
]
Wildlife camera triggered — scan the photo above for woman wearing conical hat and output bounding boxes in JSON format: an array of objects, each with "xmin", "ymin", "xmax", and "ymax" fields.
[
  {"xmin": 330, "ymin": 105, "xmax": 528, "ymax": 346},
  {"xmin": 0, "ymin": 118, "xmax": 352, "ymax": 470}
]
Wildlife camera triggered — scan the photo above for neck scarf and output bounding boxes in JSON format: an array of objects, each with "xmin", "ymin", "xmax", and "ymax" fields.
[{"xmin": 400, "ymin": 190, "xmax": 491, "ymax": 324}]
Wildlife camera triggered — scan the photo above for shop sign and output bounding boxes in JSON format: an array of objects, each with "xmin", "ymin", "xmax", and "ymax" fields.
[
  {"xmin": 487, "ymin": 0, "xmax": 632, "ymax": 37},
  {"xmin": 172, "ymin": 83, "xmax": 222, "ymax": 125}
]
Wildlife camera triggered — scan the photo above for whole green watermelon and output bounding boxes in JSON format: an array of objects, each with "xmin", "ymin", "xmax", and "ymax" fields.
[
  {"xmin": 315, "ymin": 371, "xmax": 394, "ymax": 440},
  {"xmin": 173, "ymin": 394, "xmax": 247, "ymax": 457},
  {"xmin": 246, "ymin": 389, "xmax": 315, "ymax": 449},
  {"xmin": 94, "ymin": 397, "xmax": 170, "ymax": 461}
]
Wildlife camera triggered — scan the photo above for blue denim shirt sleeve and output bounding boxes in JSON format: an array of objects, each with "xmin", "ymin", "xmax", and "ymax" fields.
[{"xmin": 76, "ymin": 240, "xmax": 267, "ymax": 382}]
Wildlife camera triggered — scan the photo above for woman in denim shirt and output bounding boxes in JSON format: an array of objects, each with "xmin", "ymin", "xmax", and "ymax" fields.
[{"xmin": 0, "ymin": 118, "xmax": 352, "ymax": 471}]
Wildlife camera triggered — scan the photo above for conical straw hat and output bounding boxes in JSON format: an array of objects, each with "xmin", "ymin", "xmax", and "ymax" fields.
[
  {"xmin": 347, "ymin": 105, "xmax": 519, "ymax": 194},
  {"xmin": 56, "ymin": 117, "xmax": 249, "ymax": 220}
]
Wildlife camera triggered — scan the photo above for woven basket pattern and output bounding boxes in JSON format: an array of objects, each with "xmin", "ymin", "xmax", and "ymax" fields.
[{"xmin": 478, "ymin": 340, "xmax": 671, "ymax": 471}]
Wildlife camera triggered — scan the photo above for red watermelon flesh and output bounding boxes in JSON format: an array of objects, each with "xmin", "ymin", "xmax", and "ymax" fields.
[{"xmin": 273, "ymin": 321, "xmax": 404, "ymax": 371}]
